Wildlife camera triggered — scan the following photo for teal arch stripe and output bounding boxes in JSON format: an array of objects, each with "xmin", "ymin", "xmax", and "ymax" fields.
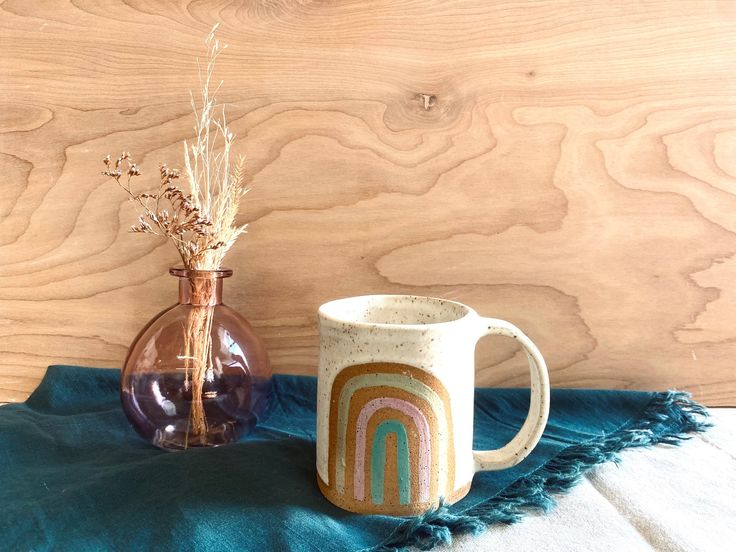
[{"xmin": 371, "ymin": 419, "xmax": 411, "ymax": 506}]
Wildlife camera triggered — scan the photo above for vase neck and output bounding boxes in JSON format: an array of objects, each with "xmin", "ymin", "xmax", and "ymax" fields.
[{"xmin": 170, "ymin": 268, "xmax": 232, "ymax": 306}]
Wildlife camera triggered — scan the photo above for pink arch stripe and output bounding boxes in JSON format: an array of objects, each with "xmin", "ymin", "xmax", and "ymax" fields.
[{"xmin": 354, "ymin": 397, "xmax": 432, "ymax": 502}]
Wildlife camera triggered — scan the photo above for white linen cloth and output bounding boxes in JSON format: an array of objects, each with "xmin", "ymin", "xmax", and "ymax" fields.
[{"xmin": 421, "ymin": 409, "xmax": 736, "ymax": 551}]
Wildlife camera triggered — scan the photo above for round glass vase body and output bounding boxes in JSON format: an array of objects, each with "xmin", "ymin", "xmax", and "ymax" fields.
[{"xmin": 121, "ymin": 268, "xmax": 271, "ymax": 450}]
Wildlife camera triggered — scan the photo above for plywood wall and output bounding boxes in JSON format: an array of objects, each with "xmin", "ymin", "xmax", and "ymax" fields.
[{"xmin": 1, "ymin": 1, "xmax": 735, "ymax": 405}]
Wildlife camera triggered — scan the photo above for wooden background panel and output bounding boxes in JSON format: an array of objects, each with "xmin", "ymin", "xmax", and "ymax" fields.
[{"xmin": 1, "ymin": 1, "xmax": 735, "ymax": 405}]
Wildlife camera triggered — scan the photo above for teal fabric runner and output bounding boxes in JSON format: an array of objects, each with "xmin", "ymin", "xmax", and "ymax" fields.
[{"xmin": 0, "ymin": 366, "xmax": 709, "ymax": 551}]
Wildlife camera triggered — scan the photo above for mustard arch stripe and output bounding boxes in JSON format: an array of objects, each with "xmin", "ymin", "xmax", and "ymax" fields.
[
  {"xmin": 335, "ymin": 373, "xmax": 448, "ymax": 495},
  {"xmin": 370, "ymin": 420, "xmax": 411, "ymax": 505}
]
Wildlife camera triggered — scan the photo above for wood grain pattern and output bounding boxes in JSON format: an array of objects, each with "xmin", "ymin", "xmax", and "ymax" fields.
[{"xmin": 1, "ymin": 1, "xmax": 735, "ymax": 405}]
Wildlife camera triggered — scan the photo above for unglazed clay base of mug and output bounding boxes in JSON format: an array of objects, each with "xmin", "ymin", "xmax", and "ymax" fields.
[{"xmin": 318, "ymin": 473, "xmax": 472, "ymax": 516}]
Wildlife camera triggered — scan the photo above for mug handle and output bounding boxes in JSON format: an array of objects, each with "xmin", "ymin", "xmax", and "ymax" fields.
[{"xmin": 472, "ymin": 317, "xmax": 550, "ymax": 472}]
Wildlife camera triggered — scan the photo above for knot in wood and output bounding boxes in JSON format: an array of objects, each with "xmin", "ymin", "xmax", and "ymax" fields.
[{"xmin": 417, "ymin": 93, "xmax": 437, "ymax": 111}]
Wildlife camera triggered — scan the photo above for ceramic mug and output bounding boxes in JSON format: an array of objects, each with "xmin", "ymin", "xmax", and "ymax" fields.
[{"xmin": 315, "ymin": 294, "xmax": 550, "ymax": 516}]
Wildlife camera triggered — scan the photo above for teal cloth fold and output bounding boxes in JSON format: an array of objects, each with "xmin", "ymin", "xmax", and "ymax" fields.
[{"xmin": 0, "ymin": 365, "xmax": 708, "ymax": 552}]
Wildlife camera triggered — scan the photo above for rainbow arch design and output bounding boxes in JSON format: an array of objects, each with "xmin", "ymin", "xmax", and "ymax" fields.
[{"xmin": 327, "ymin": 363, "xmax": 454, "ymax": 512}]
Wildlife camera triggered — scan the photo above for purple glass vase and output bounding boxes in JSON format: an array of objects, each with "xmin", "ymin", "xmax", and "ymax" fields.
[{"xmin": 120, "ymin": 268, "xmax": 271, "ymax": 450}]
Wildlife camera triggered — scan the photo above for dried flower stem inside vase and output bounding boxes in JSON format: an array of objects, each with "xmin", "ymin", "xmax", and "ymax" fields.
[
  {"xmin": 183, "ymin": 281, "xmax": 215, "ymax": 439},
  {"xmin": 174, "ymin": 268, "xmax": 231, "ymax": 441}
]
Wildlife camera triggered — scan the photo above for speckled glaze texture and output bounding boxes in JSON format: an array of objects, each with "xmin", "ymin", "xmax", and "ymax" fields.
[{"xmin": 316, "ymin": 295, "xmax": 550, "ymax": 516}]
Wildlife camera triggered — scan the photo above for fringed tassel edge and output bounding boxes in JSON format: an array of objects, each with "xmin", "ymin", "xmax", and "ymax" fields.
[{"xmin": 366, "ymin": 391, "xmax": 711, "ymax": 552}]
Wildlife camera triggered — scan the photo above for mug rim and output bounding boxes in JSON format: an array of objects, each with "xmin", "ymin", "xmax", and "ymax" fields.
[{"xmin": 318, "ymin": 294, "xmax": 475, "ymax": 330}]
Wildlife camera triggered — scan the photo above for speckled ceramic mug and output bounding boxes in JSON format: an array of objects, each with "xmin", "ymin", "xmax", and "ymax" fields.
[{"xmin": 316, "ymin": 294, "xmax": 550, "ymax": 516}]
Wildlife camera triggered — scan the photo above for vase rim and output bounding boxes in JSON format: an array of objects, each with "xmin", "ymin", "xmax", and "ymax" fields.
[{"xmin": 169, "ymin": 267, "xmax": 233, "ymax": 279}]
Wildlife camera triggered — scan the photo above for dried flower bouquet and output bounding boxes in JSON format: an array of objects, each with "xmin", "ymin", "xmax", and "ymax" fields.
[{"xmin": 104, "ymin": 26, "xmax": 252, "ymax": 443}]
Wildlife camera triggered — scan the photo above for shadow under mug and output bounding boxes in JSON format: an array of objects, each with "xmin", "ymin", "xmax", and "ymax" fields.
[{"xmin": 315, "ymin": 294, "xmax": 550, "ymax": 516}]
